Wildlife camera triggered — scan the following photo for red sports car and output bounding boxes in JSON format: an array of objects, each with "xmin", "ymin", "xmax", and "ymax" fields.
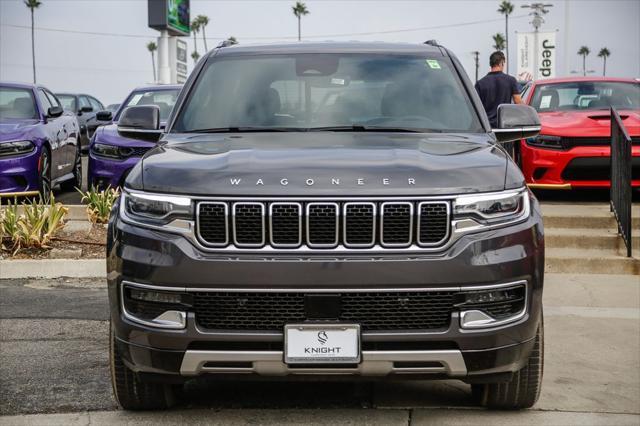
[{"xmin": 518, "ymin": 77, "xmax": 639, "ymax": 189}]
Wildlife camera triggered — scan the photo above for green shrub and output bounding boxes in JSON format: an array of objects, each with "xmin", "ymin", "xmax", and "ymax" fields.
[{"xmin": 78, "ymin": 185, "xmax": 120, "ymax": 224}]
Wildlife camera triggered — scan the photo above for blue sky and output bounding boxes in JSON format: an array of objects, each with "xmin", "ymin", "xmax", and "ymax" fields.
[{"xmin": 1, "ymin": 0, "xmax": 638, "ymax": 104}]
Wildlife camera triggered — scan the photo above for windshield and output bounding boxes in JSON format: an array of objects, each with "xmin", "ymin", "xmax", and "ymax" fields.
[
  {"xmin": 0, "ymin": 87, "xmax": 38, "ymax": 120},
  {"xmin": 173, "ymin": 54, "xmax": 482, "ymax": 133},
  {"xmin": 531, "ymin": 81, "xmax": 640, "ymax": 112},
  {"xmin": 57, "ymin": 95, "xmax": 76, "ymax": 111},
  {"xmin": 116, "ymin": 89, "xmax": 180, "ymax": 122}
]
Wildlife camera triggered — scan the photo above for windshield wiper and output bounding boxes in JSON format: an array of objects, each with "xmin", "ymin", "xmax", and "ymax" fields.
[
  {"xmin": 308, "ymin": 125, "xmax": 435, "ymax": 133},
  {"xmin": 189, "ymin": 126, "xmax": 304, "ymax": 133}
]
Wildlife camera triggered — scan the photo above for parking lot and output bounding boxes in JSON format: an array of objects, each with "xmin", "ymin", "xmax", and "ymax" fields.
[{"xmin": 1, "ymin": 272, "xmax": 638, "ymax": 425}]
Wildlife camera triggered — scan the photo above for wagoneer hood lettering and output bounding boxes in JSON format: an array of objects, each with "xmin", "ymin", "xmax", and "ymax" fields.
[{"xmin": 136, "ymin": 133, "xmax": 521, "ymax": 196}]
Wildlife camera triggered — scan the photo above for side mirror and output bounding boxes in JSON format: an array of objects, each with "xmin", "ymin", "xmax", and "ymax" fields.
[
  {"xmin": 117, "ymin": 105, "xmax": 161, "ymax": 141},
  {"xmin": 47, "ymin": 106, "xmax": 64, "ymax": 118},
  {"xmin": 96, "ymin": 110, "xmax": 113, "ymax": 121},
  {"xmin": 80, "ymin": 105, "xmax": 93, "ymax": 113},
  {"xmin": 493, "ymin": 104, "xmax": 541, "ymax": 143}
]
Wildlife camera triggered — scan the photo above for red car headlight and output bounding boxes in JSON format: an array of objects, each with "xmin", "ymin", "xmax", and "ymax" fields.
[{"xmin": 525, "ymin": 135, "xmax": 563, "ymax": 150}]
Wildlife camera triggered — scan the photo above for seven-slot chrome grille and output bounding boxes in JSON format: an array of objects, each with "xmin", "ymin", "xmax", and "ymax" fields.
[{"xmin": 197, "ymin": 200, "xmax": 450, "ymax": 250}]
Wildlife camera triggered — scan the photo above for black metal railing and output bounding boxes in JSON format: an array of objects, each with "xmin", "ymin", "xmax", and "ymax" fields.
[{"xmin": 610, "ymin": 107, "xmax": 633, "ymax": 257}]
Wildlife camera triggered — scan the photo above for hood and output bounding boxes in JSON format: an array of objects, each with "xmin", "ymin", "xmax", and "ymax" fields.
[
  {"xmin": 130, "ymin": 132, "xmax": 521, "ymax": 196},
  {"xmin": 539, "ymin": 109, "xmax": 640, "ymax": 137},
  {"xmin": 97, "ymin": 124, "xmax": 158, "ymax": 148},
  {"xmin": 0, "ymin": 119, "xmax": 41, "ymax": 142}
]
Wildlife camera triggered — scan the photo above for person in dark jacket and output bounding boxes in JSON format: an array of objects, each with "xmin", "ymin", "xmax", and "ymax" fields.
[{"xmin": 475, "ymin": 51, "xmax": 522, "ymax": 128}]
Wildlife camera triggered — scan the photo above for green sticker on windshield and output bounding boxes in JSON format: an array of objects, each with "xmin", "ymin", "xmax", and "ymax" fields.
[{"xmin": 426, "ymin": 59, "xmax": 441, "ymax": 69}]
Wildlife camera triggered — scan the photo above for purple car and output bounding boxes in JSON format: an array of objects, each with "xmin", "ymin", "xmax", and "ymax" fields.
[
  {"xmin": 0, "ymin": 82, "xmax": 81, "ymax": 201},
  {"xmin": 88, "ymin": 85, "xmax": 181, "ymax": 189}
]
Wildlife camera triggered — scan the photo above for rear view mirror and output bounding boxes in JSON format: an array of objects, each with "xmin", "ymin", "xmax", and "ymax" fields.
[
  {"xmin": 493, "ymin": 104, "xmax": 541, "ymax": 143},
  {"xmin": 47, "ymin": 106, "xmax": 64, "ymax": 118},
  {"xmin": 117, "ymin": 106, "xmax": 161, "ymax": 141},
  {"xmin": 96, "ymin": 110, "xmax": 113, "ymax": 121},
  {"xmin": 80, "ymin": 105, "xmax": 93, "ymax": 113}
]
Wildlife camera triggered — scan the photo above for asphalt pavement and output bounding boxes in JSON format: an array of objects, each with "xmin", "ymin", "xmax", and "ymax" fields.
[{"xmin": 0, "ymin": 273, "xmax": 638, "ymax": 425}]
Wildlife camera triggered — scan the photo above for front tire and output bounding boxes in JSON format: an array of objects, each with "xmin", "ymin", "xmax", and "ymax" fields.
[
  {"xmin": 38, "ymin": 148, "xmax": 52, "ymax": 203},
  {"xmin": 472, "ymin": 319, "xmax": 544, "ymax": 410},
  {"xmin": 109, "ymin": 322, "xmax": 176, "ymax": 410}
]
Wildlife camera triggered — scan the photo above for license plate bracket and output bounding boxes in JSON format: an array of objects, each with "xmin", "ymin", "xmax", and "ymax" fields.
[{"xmin": 284, "ymin": 324, "xmax": 360, "ymax": 364}]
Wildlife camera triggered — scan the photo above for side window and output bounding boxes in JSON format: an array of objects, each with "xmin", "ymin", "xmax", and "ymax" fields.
[
  {"xmin": 37, "ymin": 89, "xmax": 53, "ymax": 113},
  {"xmin": 79, "ymin": 96, "xmax": 91, "ymax": 110},
  {"xmin": 44, "ymin": 90, "xmax": 61, "ymax": 108},
  {"xmin": 89, "ymin": 97, "xmax": 103, "ymax": 111}
]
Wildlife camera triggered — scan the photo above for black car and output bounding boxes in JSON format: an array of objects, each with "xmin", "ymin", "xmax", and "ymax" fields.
[
  {"xmin": 56, "ymin": 93, "xmax": 104, "ymax": 150},
  {"xmin": 107, "ymin": 42, "xmax": 544, "ymax": 411}
]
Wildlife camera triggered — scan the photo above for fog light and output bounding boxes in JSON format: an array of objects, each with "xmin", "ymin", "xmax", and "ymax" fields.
[
  {"xmin": 130, "ymin": 288, "xmax": 184, "ymax": 304},
  {"xmin": 458, "ymin": 283, "xmax": 527, "ymax": 329}
]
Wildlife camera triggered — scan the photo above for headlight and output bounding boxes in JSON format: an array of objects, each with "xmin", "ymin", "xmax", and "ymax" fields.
[
  {"xmin": 453, "ymin": 189, "xmax": 528, "ymax": 225},
  {"xmin": 122, "ymin": 190, "xmax": 192, "ymax": 226},
  {"xmin": 525, "ymin": 134, "xmax": 563, "ymax": 150},
  {"xmin": 91, "ymin": 142, "xmax": 122, "ymax": 159},
  {"xmin": 0, "ymin": 140, "xmax": 34, "ymax": 157}
]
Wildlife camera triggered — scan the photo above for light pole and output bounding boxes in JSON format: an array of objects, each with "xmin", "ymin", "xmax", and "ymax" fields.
[
  {"xmin": 521, "ymin": 3, "xmax": 553, "ymax": 80},
  {"xmin": 472, "ymin": 51, "xmax": 480, "ymax": 83}
]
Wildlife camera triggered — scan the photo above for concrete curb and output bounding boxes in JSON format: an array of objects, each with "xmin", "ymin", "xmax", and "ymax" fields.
[{"xmin": 0, "ymin": 259, "xmax": 105, "ymax": 279}]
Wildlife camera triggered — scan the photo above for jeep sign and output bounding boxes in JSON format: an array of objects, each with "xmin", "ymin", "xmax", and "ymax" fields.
[{"xmin": 517, "ymin": 31, "xmax": 557, "ymax": 81}]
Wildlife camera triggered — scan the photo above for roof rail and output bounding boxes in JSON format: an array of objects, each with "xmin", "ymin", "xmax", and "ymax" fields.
[
  {"xmin": 424, "ymin": 40, "xmax": 441, "ymax": 47},
  {"xmin": 217, "ymin": 40, "xmax": 236, "ymax": 48}
]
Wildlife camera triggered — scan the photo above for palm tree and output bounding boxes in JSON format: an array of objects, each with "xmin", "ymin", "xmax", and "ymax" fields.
[
  {"xmin": 191, "ymin": 18, "xmax": 201, "ymax": 56},
  {"xmin": 492, "ymin": 33, "xmax": 506, "ymax": 51},
  {"xmin": 497, "ymin": 1, "xmax": 514, "ymax": 73},
  {"xmin": 196, "ymin": 15, "xmax": 209, "ymax": 52},
  {"xmin": 577, "ymin": 46, "xmax": 590, "ymax": 76},
  {"xmin": 292, "ymin": 1, "xmax": 309, "ymax": 41},
  {"xmin": 146, "ymin": 42, "xmax": 157, "ymax": 82},
  {"xmin": 191, "ymin": 51, "xmax": 200, "ymax": 64},
  {"xmin": 597, "ymin": 47, "xmax": 611, "ymax": 76},
  {"xmin": 24, "ymin": 0, "xmax": 42, "ymax": 84},
  {"xmin": 226, "ymin": 36, "xmax": 238, "ymax": 45}
]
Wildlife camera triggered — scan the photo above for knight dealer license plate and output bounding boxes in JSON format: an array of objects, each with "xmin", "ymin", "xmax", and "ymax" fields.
[{"xmin": 284, "ymin": 324, "xmax": 360, "ymax": 364}]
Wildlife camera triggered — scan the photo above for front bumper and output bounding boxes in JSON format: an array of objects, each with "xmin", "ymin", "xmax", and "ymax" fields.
[
  {"xmin": 0, "ymin": 147, "xmax": 40, "ymax": 197},
  {"xmin": 521, "ymin": 141, "xmax": 640, "ymax": 189},
  {"xmin": 108, "ymin": 198, "xmax": 544, "ymax": 381},
  {"xmin": 88, "ymin": 152, "xmax": 141, "ymax": 189}
]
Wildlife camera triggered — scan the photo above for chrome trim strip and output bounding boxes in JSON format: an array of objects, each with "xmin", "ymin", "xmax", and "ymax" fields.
[
  {"xmin": 196, "ymin": 201, "xmax": 229, "ymax": 247},
  {"xmin": 416, "ymin": 201, "xmax": 451, "ymax": 247},
  {"xmin": 493, "ymin": 126, "xmax": 542, "ymax": 133},
  {"xmin": 180, "ymin": 349, "xmax": 467, "ymax": 376},
  {"xmin": 121, "ymin": 279, "xmax": 526, "ymax": 294},
  {"xmin": 306, "ymin": 202, "xmax": 340, "ymax": 248},
  {"xmin": 343, "ymin": 202, "xmax": 376, "ymax": 248},
  {"xmin": 232, "ymin": 202, "xmax": 265, "ymax": 248},
  {"xmin": 269, "ymin": 202, "xmax": 303, "ymax": 248},
  {"xmin": 380, "ymin": 201, "xmax": 414, "ymax": 248}
]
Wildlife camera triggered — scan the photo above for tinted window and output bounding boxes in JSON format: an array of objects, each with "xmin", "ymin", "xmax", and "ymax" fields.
[
  {"xmin": 58, "ymin": 95, "xmax": 76, "ymax": 111},
  {"xmin": 38, "ymin": 89, "xmax": 53, "ymax": 112},
  {"xmin": 89, "ymin": 97, "xmax": 103, "ymax": 111},
  {"xmin": 0, "ymin": 87, "xmax": 37, "ymax": 119},
  {"xmin": 173, "ymin": 54, "xmax": 481, "ymax": 133},
  {"xmin": 531, "ymin": 81, "xmax": 640, "ymax": 112},
  {"xmin": 79, "ymin": 96, "xmax": 91, "ymax": 109},
  {"xmin": 117, "ymin": 89, "xmax": 179, "ymax": 121}
]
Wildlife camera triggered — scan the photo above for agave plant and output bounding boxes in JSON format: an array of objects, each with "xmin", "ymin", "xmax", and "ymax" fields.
[
  {"xmin": 1, "ymin": 199, "xmax": 22, "ymax": 252},
  {"xmin": 78, "ymin": 186, "xmax": 120, "ymax": 224},
  {"xmin": 17, "ymin": 196, "xmax": 67, "ymax": 249}
]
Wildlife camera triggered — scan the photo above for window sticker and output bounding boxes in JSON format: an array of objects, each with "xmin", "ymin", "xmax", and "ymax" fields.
[
  {"xmin": 426, "ymin": 59, "xmax": 441, "ymax": 69},
  {"xmin": 539, "ymin": 95, "xmax": 551, "ymax": 109}
]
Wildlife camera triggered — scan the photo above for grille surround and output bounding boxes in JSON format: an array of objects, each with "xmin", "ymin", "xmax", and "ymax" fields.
[{"xmin": 196, "ymin": 198, "xmax": 452, "ymax": 251}]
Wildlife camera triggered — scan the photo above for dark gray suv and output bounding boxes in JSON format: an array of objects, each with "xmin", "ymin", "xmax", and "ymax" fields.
[{"xmin": 107, "ymin": 42, "xmax": 544, "ymax": 411}]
